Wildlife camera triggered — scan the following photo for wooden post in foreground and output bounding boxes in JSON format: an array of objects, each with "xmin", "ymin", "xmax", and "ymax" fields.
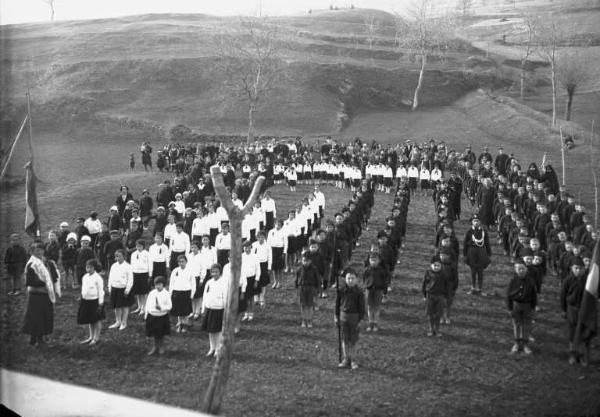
[
  {"xmin": 202, "ymin": 166, "xmax": 265, "ymax": 415},
  {"xmin": 591, "ymin": 120, "xmax": 598, "ymax": 229}
]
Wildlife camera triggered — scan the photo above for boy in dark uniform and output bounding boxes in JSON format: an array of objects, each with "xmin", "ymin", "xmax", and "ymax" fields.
[
  {"xmin": 560, "ymin": 257, "xmax": 589, "ymax": 365},
  {"xmin": 103, "ymin": 230, "xmax": 125, "ymax": 271},
  {"xmin": 4, "ymin": 234, "xmax": 28, "ymax": 295},
  {"xmin": 422, "ymin": 255, "xmax": 449, "ymax": 336},
  {"xmin": 506, "ymin": 259, "xmax": 537, "ymax": 354},
  {"xmin": 362, "ymin": 252, "xmax": 389, "ymax": 332},
  {"xmin": 335, "ymin": 269, "xmax": 365, "ymax": 370},
  {"xmin": 295, "ymin": 251, "xmax": 320, "ymax": 328}
]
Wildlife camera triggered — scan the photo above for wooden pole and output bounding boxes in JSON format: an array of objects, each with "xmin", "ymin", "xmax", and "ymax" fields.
[
  {"xmin": 202, "ymin": 165, "xmax": 264, "ymax": 415},
  {"xmin": 559, "ymin": 126, "xmax": 566, "ymax": 186},
  {"xmin": 591, "ymin": 120, "xmax": 598, "ymax": 229},
  {"xmin": 0, "ymin": 115, "xmax": 28, "ymax": 182},
  {"xmin": 26, "ymin": 90, "xmax": 35, "ymax": 164}
]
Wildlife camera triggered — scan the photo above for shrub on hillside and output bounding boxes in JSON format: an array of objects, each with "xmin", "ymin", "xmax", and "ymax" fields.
[{"xmin": 169, "ymin": 124, "xmax": 193, "ymax": 143}]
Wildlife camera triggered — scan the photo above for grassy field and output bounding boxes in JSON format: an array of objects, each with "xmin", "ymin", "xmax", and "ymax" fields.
[{"xmin": 2, "ymin": 177, "xmax": 600, "ymax": 417}]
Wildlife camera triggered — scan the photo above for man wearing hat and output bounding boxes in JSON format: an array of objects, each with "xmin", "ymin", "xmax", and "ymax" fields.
[
  {"xmin": 139, "ymin": 189, "xmax": 153, "ymax": 227},
  {"xmin": 463, "ymin": 214, "xmax": 492, "ymax": 295}
]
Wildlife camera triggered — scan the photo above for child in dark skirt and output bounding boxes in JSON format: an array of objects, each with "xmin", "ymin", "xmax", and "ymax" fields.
[
  {"xmin": 145, "ymin": 276, "xmax": 172, "ymax": 356},
  {"xmin": 295, "ymin": 251, "xmax": 320, "ymax": 328},
  {"xmin": 202, "ymin": 264, "xmax": 228, "ymax": 357},
  {"xmin": 77, "ymin": 259, "xmax": 105, "ymax": 345},
  {"xmin": 422, "ymin": 255, "xmax": 449, "ymax": 337},
  {"xmin": 335, "ymin": 269, "xmax": 365, "ymax": 370}
]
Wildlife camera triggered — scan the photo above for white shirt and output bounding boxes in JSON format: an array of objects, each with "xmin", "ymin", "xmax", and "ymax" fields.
[
  {"xmin": 174, "ymin": 200, "xmax": 185, "ymax": 215},
  {"xmin": 431, "ymin": 169, "xmax": 442, "ymax": 181},
  {"xmin": 81, "ymin": 272, "xmax": 105, "ymax": 302},
  {"xmin": 216, "ymin": 206, "xmax": 229, "ymax": 222},
  {"xmin": 145, "ymin": 288, "xmax": 172, "ymax": 317},
  {"xmin": 252, "ymin": 240, "xmax": 270, "ymax": 263},
  {"xmin": 148, "ymin": 243, "xmax": 169, "ymax": 270},
  {"xmin": 420, "ymin": 168, "xmax": 430, "ymax": 180},
  {"xmin": 108, "ymin": 261, "xmax": 133, "ymax": 292},
  {"xmin": 199, "ymin": 246, "xmax": 218, "ymax": 273},
  {"xmin": 163, "ymin": 223, "xmax": 177, "ymax": 241},
  {"xmin": 192, "ymin": 217, "xmax": 208, "ymax": 238},
  {"xmin": 187, "ymin": 251, "xmax": 206, "ymax": 279},
  {"xmin": 84, "ymin": 218, "xmax": 102, "ymax": 235},
  {"xmin": 170, "ymin": 231, "xmax": 190, "ymax": 254},
  {"xmin": 313, "ymin": 191, "xmax": 325, "ymax": 209},
  {"xmin": 241, "ymin": 251, "xmax": 260, "ymax": 279},
  {"xmin": 202, "ymin": 274, "xmax": 228, "ymax": 310},
  {"xmin": 267, "ymin": 228, "xmax": 287, "ymax": 251},
  {"xmin": 205, "ymin": 212, "xmax": 221, "ymax": 231},
  {"xmin": 408, "ymin": 167, "xmax": 419, "ymax": 178},
  {"xmin": 169, "ymin": 266, "xmax": 196, "ymax": 293},
  {"xmin": 130, "ymin": 249, "xmax": 150, "ymax": 273},
  {"xmin": 215, "ymin": 233, "xmax": 231, "ymax": 250}
]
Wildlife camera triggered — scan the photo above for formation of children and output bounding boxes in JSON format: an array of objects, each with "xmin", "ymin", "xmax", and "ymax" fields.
[
  {"xmin": 428, "ymin": 141, "xmax": 598, "ymax": 366},
  {"xmin": 6, "ymin": 136, "xmax": 598, "ymax": 368}
]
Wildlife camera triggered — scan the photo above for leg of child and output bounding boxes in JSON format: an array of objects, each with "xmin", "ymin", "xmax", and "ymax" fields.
[
  {"xmin": 157, "ymin": 336, "xmax": 165, "ymax": 354},
  {"xmin": 208, "ymin": 332, "xmax": 217, "ymax": 355},
  {"xmin": 247, "ymin": 296, "xmax": 254, "ymax": 319},
  {"xmin": 140, "ymin": 294, "xmax": 147, "ymax": 314},
  {"xmin": 299, "ymin": 304, "xmax": 305, "ymax": 326},
  {"xmin": 476, "ymin": 269, "xmax": 484, "ymax": 292},
  {"xmin": 347, "ymin": 342, "xmax": 357, "ymax": 366},
  {"xmin": 428, "ymin": 314, "xmax": 436, "ymax": 335},
  {"xmin": 82, "ymin": 324, "xmax": 93, "ymax": 343},
  {"xmin": 149, "ymin": 337, "xmax": 158, "ymax": 355},
  {"xmin": 121, "ymin": 307, "xmax": 129, "ymax": 329},
  {"xmin": 192, "ymin": 299, "xmax": 202, "ymax": 317},
  {"xmin": 306, "ymin": 302, "xmax": 314, "ymax": 327},
  {"xmin": 93, "ymin": 321, "xmax": 102, "ymax": 342},
  {"xmin": 470, "ymin": 268, "xmax": 477, "ymax": 291}
]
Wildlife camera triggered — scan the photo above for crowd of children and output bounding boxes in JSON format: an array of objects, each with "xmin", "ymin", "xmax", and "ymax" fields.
[{"xmin": 5, "ymin": 135, "xmax": 599, "ymax": 369}]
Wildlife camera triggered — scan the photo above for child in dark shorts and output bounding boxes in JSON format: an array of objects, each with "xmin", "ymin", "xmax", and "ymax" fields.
[
  {"xmin": 506, "ymin": 260, "xmax": 537, "ymax": 355},
  {"xmin": 362, "ymin": 252, "xmax": 389, "ymax": 332},
  {"xmin": 422, "ymin": 255, "xmax": 449, "ymax": 337},
  {"xmin": 335, "ymin": 269, "xmax": 365, "ymax": 370},
  {"xmin": 295, "ymin": 251, "xmax": 320, "ymax": 328}
]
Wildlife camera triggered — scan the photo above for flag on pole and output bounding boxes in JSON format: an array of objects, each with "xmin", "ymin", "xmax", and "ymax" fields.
[
  {"xmin": 24, "ymin": 161, "xmax": 40, "ymax": 237},
  {"xmin": 575, "ymin": 239, "xmax": 599, "ymax": 343}
]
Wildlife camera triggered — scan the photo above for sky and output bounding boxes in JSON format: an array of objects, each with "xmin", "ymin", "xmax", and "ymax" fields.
[{"xmin": 0, "ymin": 0, "xmax": 405, "ymax": 25}]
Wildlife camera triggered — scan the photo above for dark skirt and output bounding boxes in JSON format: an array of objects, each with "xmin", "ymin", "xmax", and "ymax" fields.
[
  {"xmin": 217, "ymin": 249, "xmax": 230, "ymax": 268},
  {"xmin": 265, "ymin": 211, "xmax": 275, "ymax": 231},
  {"xmin": 193, "ymin": 275, "xmax": 209, "ymax": 299},
  {"xmin": 238, "ymin": 288, "xmax": 248, "ymax": 313},
  {"xmin": 287, "ymin": 236, "xmax": 297, "ymax": 255},
  {"xmin": 110, "ymin": 287, "xmax": 133, "ymax": 308},
  {"xmin": 146, "ymin": 314, "xmax": 171, "ymax": 338},
  {"xmin": 77, "ymin": 299, "xmax": 105, "ymax": 324},
  {"xmin": 271, "ymin": 246, "xmax": 285, "ymax": 271},
  {"xmin": 171, "ymin": 290, "xmax": 192, "ymax": 316},
  {"xmin": 257, "ymin": 262, "xmax": 270, "ymax": 288},
  {"xmin": 22, "ymin": 293, "xmax": 54, "ymax": 336},
  {"xmin": 131, "ymin": 272, "xmax": 150, "ymax": 295},
  {"xmin": 209, "ymin": 228, "xmax": 219, "ymax": 247},
  {"xmin": 246, "ymin": 276, "xmax": 257, "ymax": 296},
  {"xmin": 288, "ymin": 180, "xmax": 297, "ymax": 187},
  {"xmin": 201, "ymin": 308, "xmax": 224, "ymax": 333},
  {"xmin": 151, "ymin": 262, "xmax": 167, "ymax": 279}
]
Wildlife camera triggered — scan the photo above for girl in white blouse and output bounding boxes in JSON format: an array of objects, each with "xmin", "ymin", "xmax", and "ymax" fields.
[
  {"xmin": 130, "ymin": 240, "xmax": 150, "ymax": 316},
  {"xmin": 148, "ymin": 234, "xmax": 169, "ymax": 280},
  {"xmin": 145, "ymin": 276, "xmax": 172, "ymax": 356},
  {"xmin": 202, "ymin": 263, "xmax": 229, "ymax": 357},
  {"xmin": 187, "ymin": 240, "xmax": 206, "ymax": 320},
  {"xmin": 108, "ymin": 249, "xmax": 133, "ymax": 331},
  {"xmin": 77, "ymin": 259, "xmax": 105, "ymax": 346},
  {"xmin": 267, "ymin": 220, "xmax": 286, "ymax": 289},
  {"xmin": 169, "ymin": 255, "xmax": 196, "ymax": 333}
]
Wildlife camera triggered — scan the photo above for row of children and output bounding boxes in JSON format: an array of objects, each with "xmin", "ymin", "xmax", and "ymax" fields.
[{"xmin": 441, "ymin": 142, "xmax": 598, "ymax": 364}]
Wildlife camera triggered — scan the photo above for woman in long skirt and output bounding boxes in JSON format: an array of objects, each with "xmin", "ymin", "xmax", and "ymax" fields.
[
  {"xmin": 202, "ymin": 264, "xmax": 228, "ymax": 358},
  {"xmin": 22, "ymin": 242, "xmax": 61, "ymax": 346}
]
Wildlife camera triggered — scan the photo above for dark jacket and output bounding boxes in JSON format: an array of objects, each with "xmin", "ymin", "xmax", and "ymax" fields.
[
  {"xmin": 422, "ymin": 269, "xmax": 449, "ymax": 297},
  {"xmin": 506, "ymin": 273, "xmax": 537, "ymax": 310},
  {"xmin": 362, "ymin": 264, "xmax": 390, "ymax": 290},
  {"xmin": 295, "ymin": 263, "xmax": 320, "ymax": 288},
  {"xmin": 335, "ymin": 285, "xmax": 365, "ymax": 320}
]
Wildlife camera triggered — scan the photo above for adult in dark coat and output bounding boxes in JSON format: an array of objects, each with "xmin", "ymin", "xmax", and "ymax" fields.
[
  {"xmin": 494, "ymin": 147, "xmax": 510, "ymax": 176},
  {"xmin": 22, "ymin": 242, "xmax": 61, "ymax": 346},
  {"xmin": 463, "ymin": 215, "xmax": 491, "ymax": 295},
  {"xmin": 116, "ymin": 186, "xmax": 134, "ymax": 217},
  {"xmin": 477, "ymin": 179, "xmax": 495, "ymax": 228}
]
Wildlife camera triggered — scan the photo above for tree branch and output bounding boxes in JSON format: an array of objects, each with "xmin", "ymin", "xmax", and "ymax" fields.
[
  {"xmin": 241, "ymin": 176, "xmax": 266, "ymax": 216},
  {"xmin": 210, "ymin": 165, "xmax": 238, "ymax": 215}
]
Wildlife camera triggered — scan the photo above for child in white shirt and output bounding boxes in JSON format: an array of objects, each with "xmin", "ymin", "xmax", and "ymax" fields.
[
  {"xmin": 145, "ymin": 276, "xmax": 172, "ymax": 356},
  {"xmin": 77, "ymin": 259, "xmax": 105, "ymax": 346}
]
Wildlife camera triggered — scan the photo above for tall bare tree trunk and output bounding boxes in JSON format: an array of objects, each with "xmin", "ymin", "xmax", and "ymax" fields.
[
  {"xmin": 520, "ymin": 64, "xmax": 526, "ymax": 100},
  {"xmin": 565, "ymin": 86, "xmax": 575, "ymax": 121},
  {"xmin": 591, "ymin": 120, "xmax": 598, "ymax": 228},
  {"xmin": 248, "ymin": 103, "xmax": 255, "ymax": 143},
  {"xmin": 551, "ymin": 61, "xmax": 557, "ymax": 126},
  {"xmin": 412, "ymin": 53, "xmax": 427, "ymax": 111},
  {"xmin": 559, "ymin": 126, "xmax": 566, "ymax": 186},
  {"xmin": 202, "ymin": 167, "xmax": 264, "ymax": 414}
]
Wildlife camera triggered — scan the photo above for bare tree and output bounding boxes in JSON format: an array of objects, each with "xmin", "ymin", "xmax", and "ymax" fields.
[
  {"xmin": 202, "ymin": 167, "xmax": 264, "ymax": 414},
  {"xmin": 556, "ymin": 49, "xmax": 593, "ymax": 121},
  {"xmin": 395, "ymin": 0, "xmax": 453, "ymax": 111},
  {"xmin": 514, "ymin": 14, "xmax": 537, "ymax": 100},
  {"xmin": 456, "ymin": 0, "xmax": 474, "ymax": 17},
  {"xmin": 217, "ymin": 18, "xmax": 285, "ymax": 142},
  {"xmin": 363, "ymin": 15, "xmax": 380, "ymax": 51},
  {"xmin": 535, "ymin": 12, "xmax": 564, "ymax": 127},
  {"xmin": 42, "ymin": 0, "xmax": 55, "ymax": 21}
]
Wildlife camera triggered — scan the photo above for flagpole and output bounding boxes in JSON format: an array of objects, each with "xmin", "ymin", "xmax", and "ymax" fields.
[
  {"xmin": 0, "ymin": 115, "xmax": 28, "ymax": 182},
  {"xmin": 26, "ymin": 90, "xmax": 35, "ymax": 164}
]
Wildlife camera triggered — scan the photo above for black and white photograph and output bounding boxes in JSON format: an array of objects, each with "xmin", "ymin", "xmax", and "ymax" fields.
[{"xmin": 1, "ymin": 0, "xmax": 599, "ymax": 416}]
